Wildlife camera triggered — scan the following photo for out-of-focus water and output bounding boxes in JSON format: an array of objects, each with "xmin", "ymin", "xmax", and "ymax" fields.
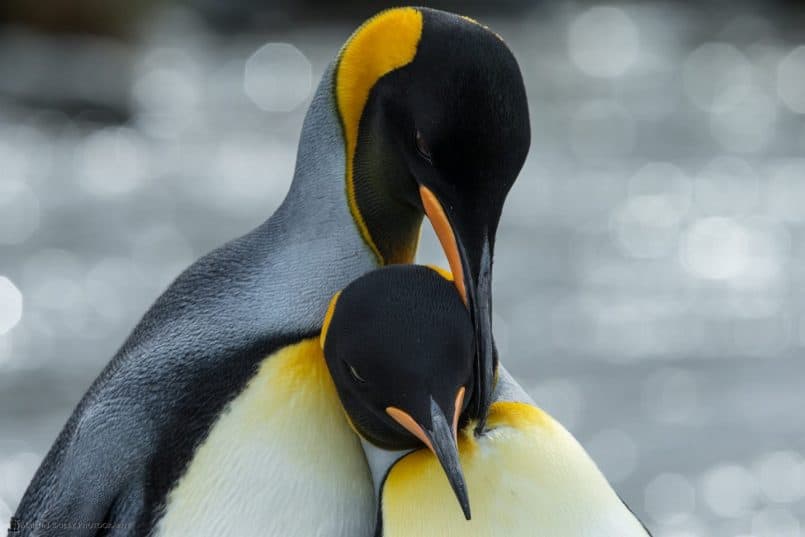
[{"xmin": 2, "ymin": 4, "xmax": 805, "ymax": 536}]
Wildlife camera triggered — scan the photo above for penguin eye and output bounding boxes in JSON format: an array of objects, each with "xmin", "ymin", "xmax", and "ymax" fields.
[
  {"xmin": 415, "ymin": 130, "xmax": 432, "ymax": 163},
  {"xmin": 344, "ymin": 361, "xmax": 366, "ymax": 383}
]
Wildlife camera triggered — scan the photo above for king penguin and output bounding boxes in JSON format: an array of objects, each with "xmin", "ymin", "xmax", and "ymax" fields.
[
  {"xmin": 12, "ymin": 7, "xmax": 530, "ymax": 537},
  {"xmin": 321, "ymin": 265, "xmax": 653, "ymax": 537}
]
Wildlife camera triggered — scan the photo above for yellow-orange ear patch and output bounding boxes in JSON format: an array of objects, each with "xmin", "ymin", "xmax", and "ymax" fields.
[
  {"xmin": 335, "ymin": 8, "xmax": 424, "ymax": 265},
  {"xmin": 319, "ymin": 291, "xmax": 342, "ymax": 349}
]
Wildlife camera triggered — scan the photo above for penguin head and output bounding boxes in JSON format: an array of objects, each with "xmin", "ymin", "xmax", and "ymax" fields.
[
  {"xmin": 336, "ymin": 7, "xmax": 531, "ymax": 428},
  {"xmin": 321, "ymin": 265, "xmax": 474, "ymax": 520}
]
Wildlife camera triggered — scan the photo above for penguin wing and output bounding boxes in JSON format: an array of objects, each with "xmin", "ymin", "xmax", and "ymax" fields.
[
  {"xmin": 11, "ymin": 324, "xmax": 307, "ymax": 536},
  {"xmin": 12, "ymin": 208, "xmax": 374, "ymax": 535},
  {"xmin": 11, "ymin": 389, "xmax": 147, "ymax": 536}
]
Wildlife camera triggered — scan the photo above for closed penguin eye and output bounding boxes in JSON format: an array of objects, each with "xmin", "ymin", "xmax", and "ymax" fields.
[
  {"xmin": 344, "ymin": 361, "xmax": 366, "ymax": 383},
  {"xmin": 415, "ymin": 130, "xmax": 432, "ymax": 163}
]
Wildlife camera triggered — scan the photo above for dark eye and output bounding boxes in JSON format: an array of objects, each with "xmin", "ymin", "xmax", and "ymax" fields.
[
  {"xmin": 344, "ymin": 361, "xmax": 366, "ymax": 383},
  {"xmin": 415, "ymin": 130, "xmax": 432, "ymax": 163}
]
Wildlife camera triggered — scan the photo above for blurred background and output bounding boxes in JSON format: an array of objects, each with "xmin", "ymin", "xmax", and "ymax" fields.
[{"xmin": 1, "ymin": 0, "xmax": 804, "ymax": 535}]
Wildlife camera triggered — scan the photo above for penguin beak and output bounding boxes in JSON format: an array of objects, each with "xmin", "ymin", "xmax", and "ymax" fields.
[
  {"xmin": 420, "ymin": 185, "xmax": 496, "ymax": 431},
  {"xmin": 386, "ymin": 387, "xmax": 471, "ymax": 520}
]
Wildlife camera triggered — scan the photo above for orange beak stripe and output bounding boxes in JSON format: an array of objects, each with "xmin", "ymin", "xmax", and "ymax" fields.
[
  {"xmin": 452, "ymin": 386, "xmax": 466, "ymax": 441},
  {"xmin": 386, "ymin": 406, "xmax": 434, "ymax": 452},
  {"xmin": 385, "ymin": 385, "xmax": 466, "ymax": 451},
  {"xmin": 420, "ymin": 186, "xmax": 467, "ymax": 305}
]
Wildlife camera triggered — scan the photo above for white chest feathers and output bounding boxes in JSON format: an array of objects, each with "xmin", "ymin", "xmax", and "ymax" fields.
[
  {"xmin": 153, "ymin": 338, "xmax": 374, "ymax": 537},
  {"xmin": 380, "ymin": 402, "xmax": 649, "ymax": 537}
]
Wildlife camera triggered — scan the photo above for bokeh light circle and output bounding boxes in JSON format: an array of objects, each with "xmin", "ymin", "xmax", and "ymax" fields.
[
  {"xmin": 244, "ymin": 43, "xmax": 312, "ymax": 112},
  {"xmin": 0, "ymin": 276, "xmax": 23, "ymax": 335},
  {"xmin": 0, "ymin": 181, "xmax": 40, "ymax": 245},
  {"xmin": 568, "ymin": 7, "xmax": 639, "ymax": 78},
  {"xmin": 777, "ymin": 46, "xmax": 805, "ymax": 114},
  {"xmin": 683, "ymin": 43, "xmax": 752, "ymax": 112}
]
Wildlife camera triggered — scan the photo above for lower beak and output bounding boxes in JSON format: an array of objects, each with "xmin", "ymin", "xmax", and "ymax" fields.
[
  {"xmin": 386, "ymin": 388, "xmax": 471, "ymax": 520},
  {"xmin": 420, "ymin": 186, "xmax": 497, "ymax": 431}
]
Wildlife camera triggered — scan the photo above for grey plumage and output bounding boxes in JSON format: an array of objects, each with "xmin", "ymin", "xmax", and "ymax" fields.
[
  {"xmin": 491, "ymin": 365, "xmax": 534, "ymax": 406},
  {"xmin": 12, "ymin": 63, "xmax": 377, "ymax": 537}
]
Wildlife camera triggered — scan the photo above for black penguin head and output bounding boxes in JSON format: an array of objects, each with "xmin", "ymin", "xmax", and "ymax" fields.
[
  {"xmin": 337, "ymin": 7, "xmax": 530, "ymax": 430},
  {"xmin": 321, "ymin": 265, "xmax": 475, "ymax": 519}
]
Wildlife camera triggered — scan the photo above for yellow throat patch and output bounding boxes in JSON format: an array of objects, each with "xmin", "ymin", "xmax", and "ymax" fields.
[
  {"xmin": 381, "ymin": 401, "xmax": 646, "ymax": 537},
  {"xmin": 335, "ymin": 7, "xmax": 424, "ymax": 265}
]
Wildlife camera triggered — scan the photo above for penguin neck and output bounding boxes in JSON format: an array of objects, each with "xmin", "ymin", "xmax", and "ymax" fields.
[
  {"xmin": 278, "ymin": 64, "xmax": 359, "ymax": 238},
  {"xmin": 359, "ymin": 437, "xmax": 411, "ymax": 500},
  {"xmin": 279, "ymin": 62, "xmax": 422, "ymax": 266}
]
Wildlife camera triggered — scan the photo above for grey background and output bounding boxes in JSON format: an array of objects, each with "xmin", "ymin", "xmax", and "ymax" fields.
[{"xmin": 1, "ymin": 2, "xmax": 804, "ymax": 536}]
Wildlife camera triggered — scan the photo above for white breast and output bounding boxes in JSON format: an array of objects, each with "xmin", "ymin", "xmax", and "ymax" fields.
[{"xmin": 153, "ymin": 338, "xmax": 374, "ymax": 537}]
